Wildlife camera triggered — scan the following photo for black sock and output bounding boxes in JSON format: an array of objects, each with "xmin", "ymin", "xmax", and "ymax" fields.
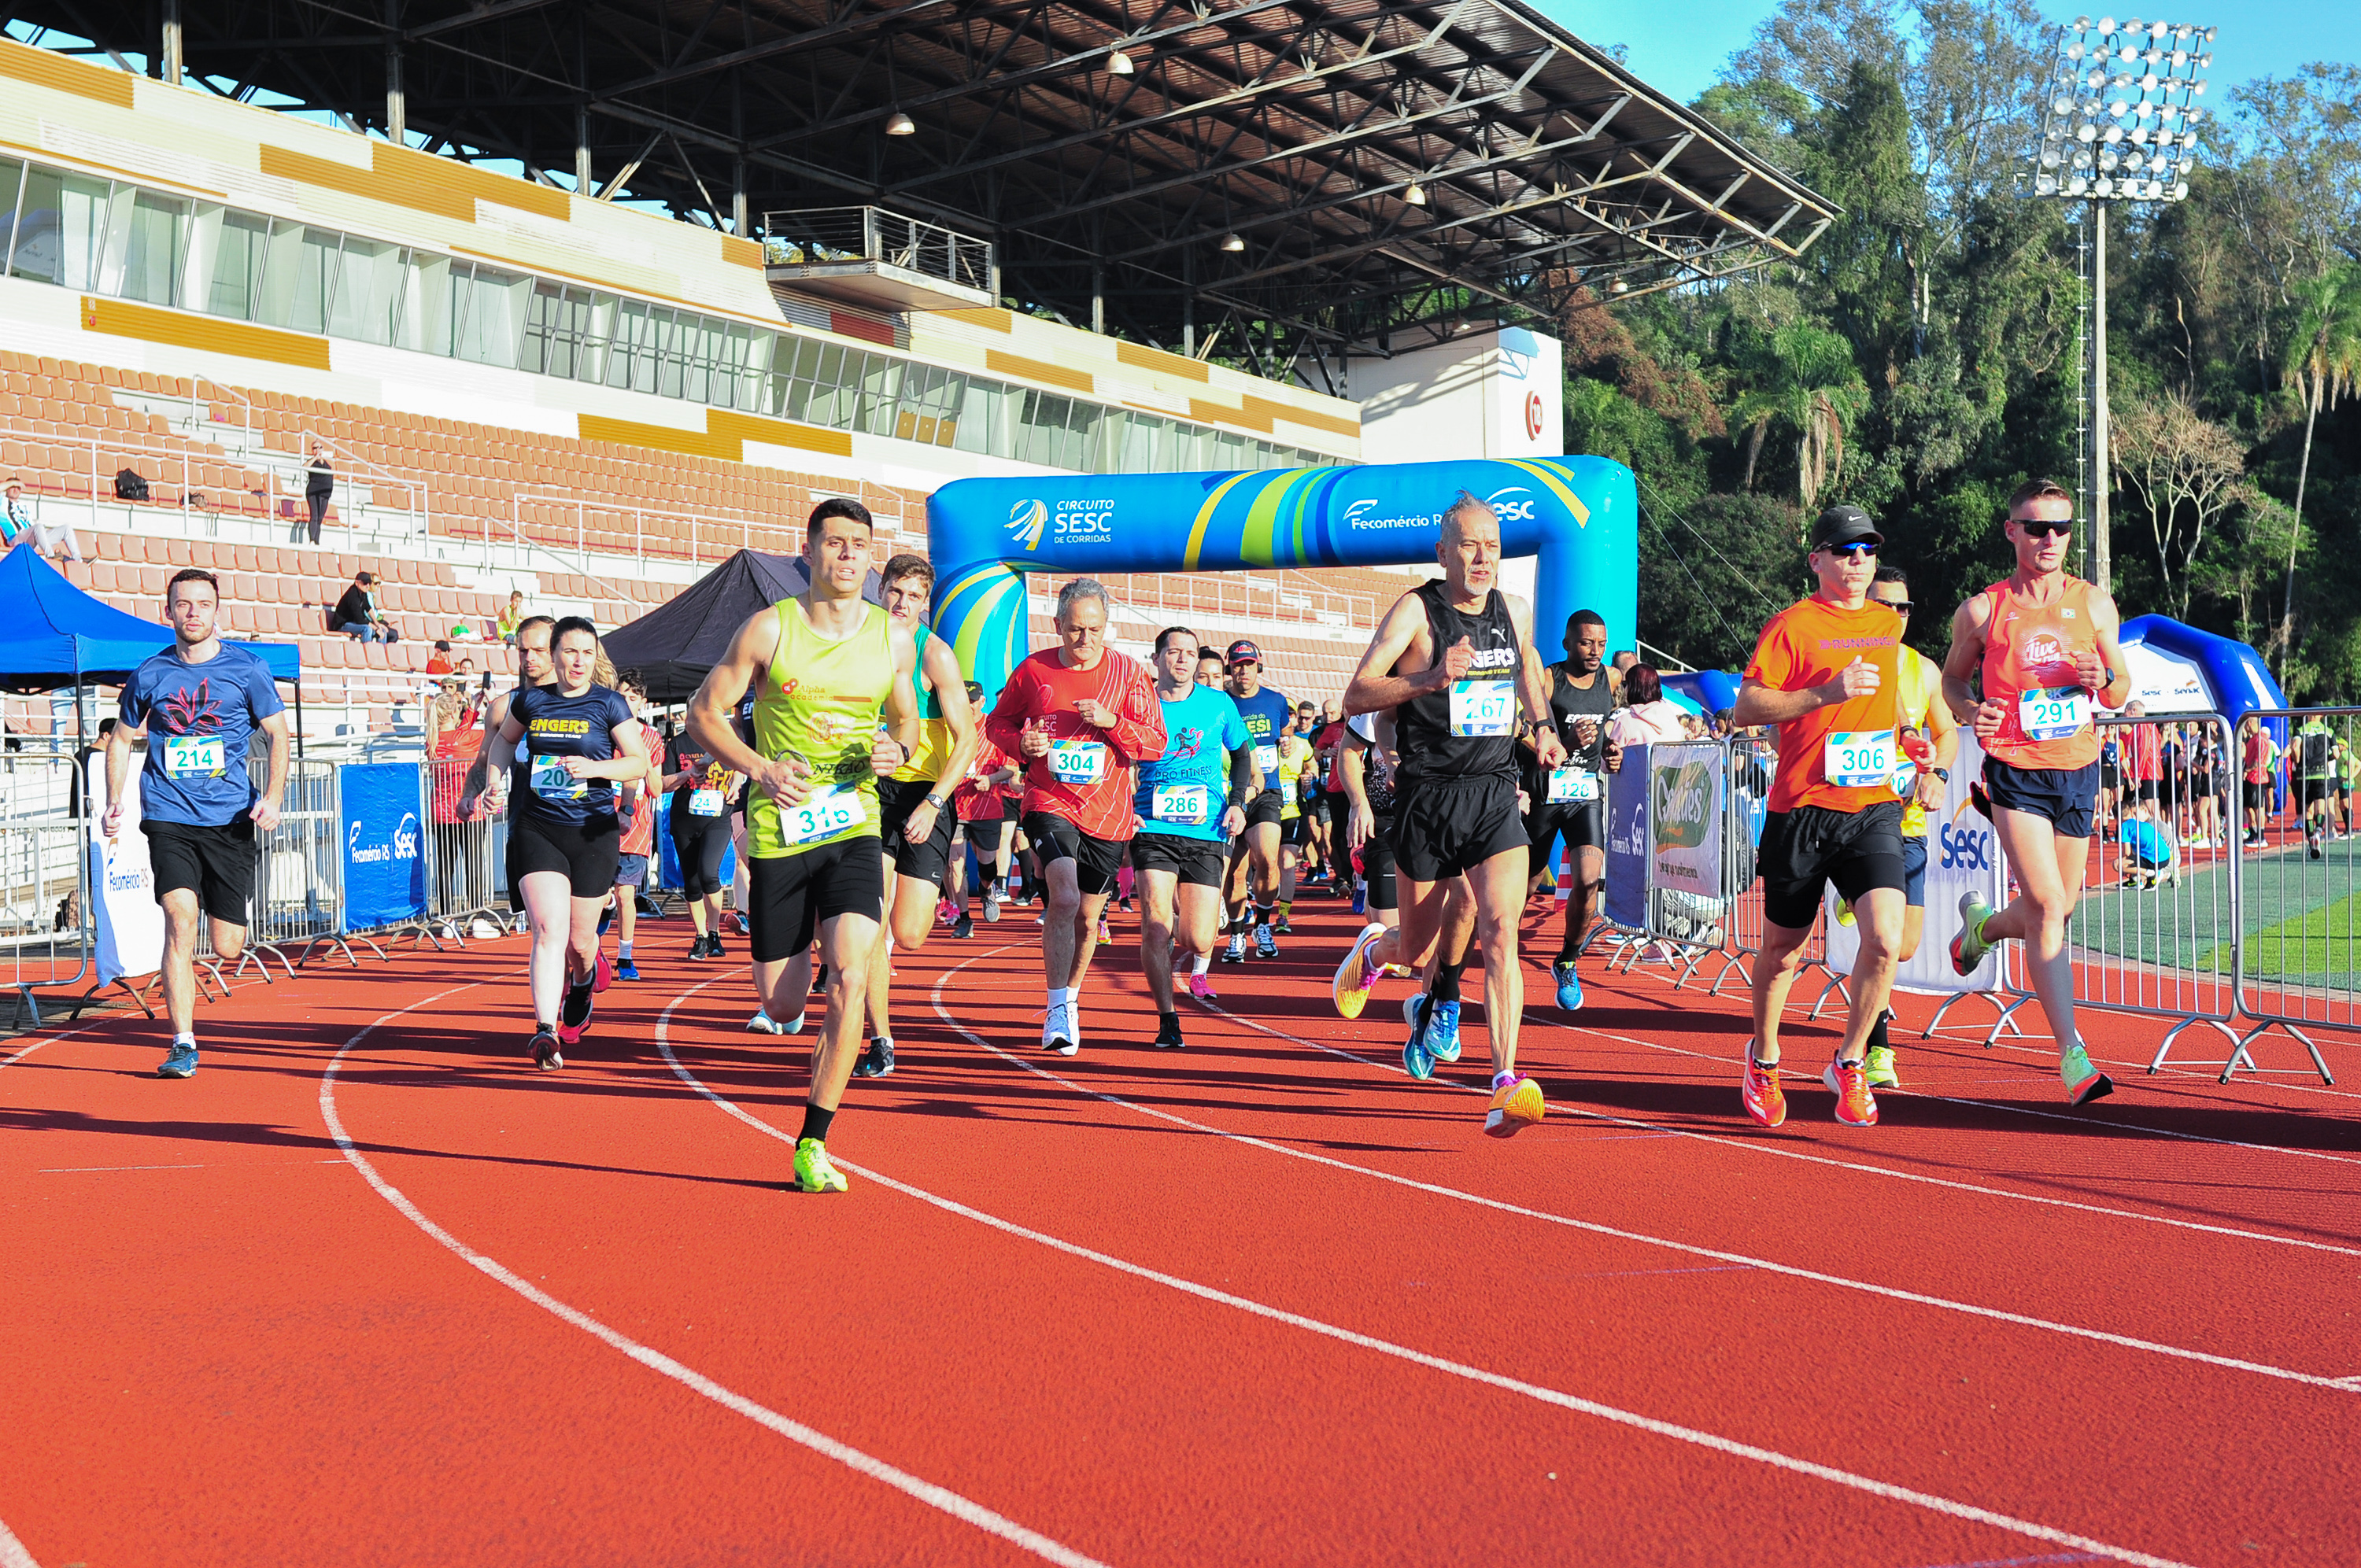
[
  {"xmin": 1159, "ymin": 1009, "xmax": 1179, "ymax": 1028},
  {"xmin": 800, "ymin": 1104, "xmax": 836, "ymax": 1144},
  {"xmin": 1432, "ymin": 960, "xmax": 1465, "ymax": 1004},
  {"xmin": 1253, "ymin": 902, "xmax": 1273, "ymax": 925},
  {"xmin": 1868, "ymin": 1009, "xmax": 1892, "ymax": 1053}
]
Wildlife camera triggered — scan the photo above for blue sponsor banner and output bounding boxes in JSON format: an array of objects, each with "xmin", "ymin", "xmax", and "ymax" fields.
[
  {"xmin": 342, "ymin": 763, "xmax": 427, "ymax": 930},
  {"xmin": 1603, "ymin": 742, "xmax": 1650, "ymax": 931}
]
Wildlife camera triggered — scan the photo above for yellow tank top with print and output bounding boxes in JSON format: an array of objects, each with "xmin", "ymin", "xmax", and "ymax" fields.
[
  {"xmin": 747, "ymin": 600, "xmax": 895, "ymax": 858},
  {"xmin": 1897, "ymin": 649, "xmax": 1938, "ymax": 839}
]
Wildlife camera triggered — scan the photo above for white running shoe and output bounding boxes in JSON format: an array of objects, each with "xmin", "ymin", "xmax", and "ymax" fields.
[
  {"xmin": 1043, "ymin": 1000, "xmax": 1079, "ymax": 1056},
  {"xmin": 746, "ymin": 1009, "xmax": 785, "ymax": 1035}
]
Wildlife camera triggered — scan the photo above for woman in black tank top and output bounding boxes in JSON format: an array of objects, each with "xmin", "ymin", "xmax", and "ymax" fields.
[{"xmin": 1395, "ymin": 580, "xmax": 1524, "ymax": 786}]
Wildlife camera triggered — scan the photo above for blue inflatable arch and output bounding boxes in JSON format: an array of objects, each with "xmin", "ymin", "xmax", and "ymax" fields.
[{"xmin": 926, "ymin": 457, "xmax": 1638, "ymax": 696}]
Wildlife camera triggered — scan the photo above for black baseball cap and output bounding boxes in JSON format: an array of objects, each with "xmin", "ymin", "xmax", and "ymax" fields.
[
  {"xmin": 1226, "ymin": 639, "xmax": 1262, "ymax": 666},
  {"xmin": 1809, "ymin": 504, "xmax": 1882, "ymax": 552}
]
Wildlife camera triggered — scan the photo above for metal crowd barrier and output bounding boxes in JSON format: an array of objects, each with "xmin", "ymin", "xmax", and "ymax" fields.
[
  {"xmin": 2, "ymin": 753, "xmax": 94, "ymax": 1028},
  {"xmin": 1634, "ymin": 738, "xmax": 1746, "ymax": 991},
  {"xmin": 234, "ymin": 757, "xmax": 361, "ymax": 974},
  {"xmin": 423, "ymin": 754, "xmax": 511, "ymax": 943},
  {"xmin": 2213, "ymin": 707, "xmax": 2357, "ymax": 1085}
]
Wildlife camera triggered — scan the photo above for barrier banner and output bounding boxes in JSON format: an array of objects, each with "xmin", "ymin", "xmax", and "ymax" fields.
[
  {"xmin": 1824, "ymin": 732, "xmax": 2004, "ymax": 994},
  {"xmin": 1603, "ymin": 743, "xmax": 1650, "ymax": 931},
  {"xmin": 341, "ymin": 763, "xmax": 425, "ymax": 930},
  {"xmin": 1650, "ymin": 746, "xmax": 1722, "ymax": 899},
  {"xmin": 88, "ymin": 754, "xmax": 164, "ymax": 984}
]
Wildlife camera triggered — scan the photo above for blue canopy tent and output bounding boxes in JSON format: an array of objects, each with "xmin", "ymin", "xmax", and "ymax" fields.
[
  {"xmin": 1661, "ymin": 669, "xmax": 1741, "ymax": 718},
  {"xmin": 0, "ymin": 544, "xmax": 303, "ymax": 743}
]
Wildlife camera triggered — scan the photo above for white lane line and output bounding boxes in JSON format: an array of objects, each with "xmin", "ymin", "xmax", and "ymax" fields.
[
  {"xmin": 323, "ymin": 980, "xmax": 1112, "ymax": 1568},
  {"xmin": 2, "ymin": 1015, "xmax": 109, "ymax": 1072},
  {"xmin": 0, "ymin": 1515, "xmax": 41, "ymax": 1568},
  {"xmin": 1177, "ymin": 975, "xmax": 2361, "ymax": 1259},
  {"xmin": 921, "ymin": 957, "xmax": 2356, "ymax": 1394},
  {"xmin": 657, "ymin": 999, "xmax": 2204, "ymax": 1568}
]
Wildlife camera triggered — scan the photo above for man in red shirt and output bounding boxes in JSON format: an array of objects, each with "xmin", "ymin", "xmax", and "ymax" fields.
[{"xmin": 983, "ymin": 577, "xmax": 1166, "ymax": 1054}]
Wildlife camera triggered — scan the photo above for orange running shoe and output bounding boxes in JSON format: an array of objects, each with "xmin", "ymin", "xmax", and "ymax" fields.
[
  {"xmin": 1823, "ymin": 1054, "xmax": 1879, "ymax": 1126},
  {"xmin": 1484, "ymin": 1072, "xmax": 1546, "ymax": 1138},
  {"xmin": 1742, "ymin": 1049, "xmax": 1786, "ymax": 1128}
]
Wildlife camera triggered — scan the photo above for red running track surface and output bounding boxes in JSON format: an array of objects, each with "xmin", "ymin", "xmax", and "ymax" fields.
[{"xmin": 3, "ymin": 895, "xmax": 2358, "ymax": 1566}]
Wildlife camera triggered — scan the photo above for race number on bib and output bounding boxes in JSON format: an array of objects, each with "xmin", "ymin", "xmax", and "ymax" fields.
[
  {"xmin": 783, "ymin": 784, "xmax": 864, "ymax": 846},
  {"xmin": 1151, "ymin": 784, "xmax": 1211, "ymax": 826},
  {"xmin": 1047, "ymin": 740, "xmax": 1107, "ymax": 786},
  {"xmin": 1448, "ymin": 679, "xmax": 1516, "ymax": 737},
  {"xmin": 162, "ymin": 736, "xmax": 225, "ymax": 779},
  {"xmin": 530, "ymin": 754, "xmax": 588, "ymax": 802},
  {"xmin": 1545, "ymin": 767, "xmax": 1598, "ymax": 804},
  {"xmin": 687, "ymin": 788, "xmax": 726, "ymax": 817},
  {"xmin": 1251, "ymin": 742, "xmax": 1279, "ymax": 774},
  {"xmin": 2019, "ymin": 685, "xmax": 2091, "ymax": 743},
  {"xmin": 1823, "ymin": 730, "xmax": 1897, "ymax": 791}
]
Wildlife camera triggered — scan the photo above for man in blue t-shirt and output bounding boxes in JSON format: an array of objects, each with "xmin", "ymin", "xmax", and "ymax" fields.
[
  {"xmin": 104, "ymin": 567, "xmax": 290, "ymax": 1079},
  {"xmin": 2117, "ymin": 801, "xmax": 2180, "ymax": 890},
  {"xmin": 1221, "ymin": 639, "xmax": 1294, "ymax": 961},
  {"xmin": 1132, "ymin": 628, "xmax": 1257, "ymax": 1047}
]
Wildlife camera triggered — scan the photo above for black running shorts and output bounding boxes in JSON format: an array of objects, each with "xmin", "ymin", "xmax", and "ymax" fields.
[
  {"xmin": 1241, "ymin": 790, "xmax": 1284, "ymax": 828},
  {"xmin": 1757, "ymin": 801, "xmax": 1907, "ymax": 931},
  {"xmin": 143, "ymin": 817, "xmax": 257, "ymax": 925},
  {"xmin": 1022, "ymin": 811, "xmax": 1125, "ymax": 898},
  {"xmin": 1358, "ymin": 814, "xmax": 1398, "ymax": 911},
  {"xmin": 1390, "ymin": 774, "xmax": 1528, "ymax": 884},
  {"xmin": 508, "ymin": 811, "xmax": 621, "ymax": 899},
  {"xmin": 1982, "ymin": 759, "xmax": 2099, "ymax": 840},
  {"xmin": 1130, "ymin": 832, "xmax": 1225, "ymax": 888},
  {"xmin": 748, "ymin": 836, "xmax": 884, "ymax": 962},
  {"xmin": 877, "ymin": 777, "xmax": 956, "ymax": 887},
  {"xmin": 1524, "ymin": 799, "xmax": 1605, "ymax": 862}
]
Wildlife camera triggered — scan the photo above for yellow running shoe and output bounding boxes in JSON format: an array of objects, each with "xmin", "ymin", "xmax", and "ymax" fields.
[
  {"xmin": 1833, "ymin": 896, "xmax": 1855, "ymax": 928},
  {"xmin": 793, "ymin": 1137, "xmax": 849, "ymax": 1194},
  {"xmin": 1864, "ymin": 1045, "xmax": 1901, "ymax": 1090},
  {"xmin": 1484, "ymin": 1073, "xmax": 1546, "ymax": 1138},
  {"xmin": 1332, "ymin": 922, "xmax": 1384, "ymax": 1020}
]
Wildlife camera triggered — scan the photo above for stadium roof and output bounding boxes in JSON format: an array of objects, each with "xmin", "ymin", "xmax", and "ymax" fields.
[{"xmin": 24, "ymin": 0, "xmax": 1835, "ymax": 385}]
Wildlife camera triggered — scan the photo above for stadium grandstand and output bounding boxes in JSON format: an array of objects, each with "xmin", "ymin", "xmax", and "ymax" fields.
[{"xmin": 0, "ymin": 0, "xmax": 1822, "ymax": 747}]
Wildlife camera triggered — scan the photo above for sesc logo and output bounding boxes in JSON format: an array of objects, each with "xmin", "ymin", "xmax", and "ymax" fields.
[
  {"xmin": 1051, "ymin": 498, "xmax": 1115, "ymax": 544},
  {"xmin": 1938, "ymin": 820, "xmax": 1993, "ymax": 873},
  {"xmin": 393, "ymin": 812, "xmax": 420, "ymax": 861},
  {"xmin": 349, "ymin": 812, "xmax": 423, "ymax": 866},
  {"xmin": 1486, "ymin": 486, "xmax": 1537, "ymax": 525},
  {"xmin": 1006, "ymin": 499, "xmax": 1047, "ymax": 552}
]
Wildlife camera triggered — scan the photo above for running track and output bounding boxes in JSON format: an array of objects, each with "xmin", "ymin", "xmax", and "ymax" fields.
[{"xmin": 4, "ymin": 898, "xmax": 2357, "ymax": 1566}]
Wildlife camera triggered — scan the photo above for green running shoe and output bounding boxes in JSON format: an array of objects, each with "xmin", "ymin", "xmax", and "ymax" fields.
[
  {"xmin": 1864, "ymin": 1045, "xmax": 1900, "ymax": 1090},
  {"xmin": 1949, "ymin": 892, "xmax": 1995, "ymax": 976},
  {"xmin": 794, "ymin": 1137, "xmax": 849, "ymax": 1194},
  {"xmin": 2060, "ymin": 1042, "xmax": 2114, "ymax": 1107}
]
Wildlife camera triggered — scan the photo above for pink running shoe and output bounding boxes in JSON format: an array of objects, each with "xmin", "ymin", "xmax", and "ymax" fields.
[{"xmin": 1188, "ymin": 972, "xmax": 1217, "ymax": 1001}]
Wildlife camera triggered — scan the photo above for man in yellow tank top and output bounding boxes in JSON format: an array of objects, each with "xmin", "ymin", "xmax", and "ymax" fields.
[
  {"xmin": 1859, "ymin": 567, "xmax": 1957, "ymax": 1089},
  {"xmin": 1941, "ymin": 478, "xmax": 2133, "ymax": 1106},
  {"xmin": 689, "ymin": 497, "xmax": 922, "ymax": 1194}
]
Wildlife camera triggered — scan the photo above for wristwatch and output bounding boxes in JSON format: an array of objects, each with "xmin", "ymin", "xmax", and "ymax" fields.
[
  {"xmin": 1928, "ymin": 767, "xmax": 1950, "ymax": 780},
  {"xmin": 924, "ymin": 791, "xmax": 948, "ymax": 810}
]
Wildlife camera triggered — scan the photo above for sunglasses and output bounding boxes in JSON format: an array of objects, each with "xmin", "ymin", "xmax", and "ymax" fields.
[
  {"xmin": 1876, "ymin": 599, "xmax": 1912, "ymax": 616},
  {"xmin": 1820, "ymin": 541, "xmax": 1879, "ymax": 559},
  {"xmin": 2016, "ymin": 520, "xmax": 2074, "ymax": 539}
]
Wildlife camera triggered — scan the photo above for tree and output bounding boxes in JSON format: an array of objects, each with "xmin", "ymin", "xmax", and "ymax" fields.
[
  {"xmin": 2112, "ymin": 396, "xmax": 2248, "ymax": 622},
  {"xmin": 1729, "ymin": 321, "xmax": 1871, "ymax": 510},
  {"xmin": 2277, "ymin": 263, "xmax": 2361, "ymax": 682}
]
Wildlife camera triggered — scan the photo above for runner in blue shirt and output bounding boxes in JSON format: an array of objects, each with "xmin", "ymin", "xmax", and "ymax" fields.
[
  {"xmin": 1132, "ymin": 627, "xmax": 1257, "ymax": 1047},
  {"xmin": 1221, "ymin": 640, "xmax": 1294, "ymax": 961},
  {"xmin": 103, "ymin": 568, "xmax": 290, "ymax": 1079}
]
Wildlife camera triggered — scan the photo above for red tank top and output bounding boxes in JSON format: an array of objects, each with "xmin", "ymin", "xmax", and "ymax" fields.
[{"xmin": 1979, "ymin": 575, "xmax": 2101, "ymax": 769}]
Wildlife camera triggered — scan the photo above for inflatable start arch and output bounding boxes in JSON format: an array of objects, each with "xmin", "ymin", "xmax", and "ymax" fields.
[{"xmin": 926, "ymin": 456, "xmax": 1637, "ymax": 695}]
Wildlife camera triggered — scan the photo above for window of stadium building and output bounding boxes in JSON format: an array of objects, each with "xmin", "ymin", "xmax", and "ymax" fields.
[{"xmin": 0, "ymin": 156, "xmax": 1338, "ymax": 476}]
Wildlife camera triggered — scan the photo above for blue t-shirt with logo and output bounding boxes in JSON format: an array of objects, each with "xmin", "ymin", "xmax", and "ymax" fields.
[
  {"xmin": 507, "ymin": 683, "xmax": 636, "ymax": 827},
  {"xmin": 1135, "ymin": 684, "xmax": 1248, "ymax": 842},
  {"xmin": 119, "ymin": 644, "xmax": 285, "ymax": 827},
  {"xmin": 2119, "ymin": 817, "xmax": 2173, "ymax": 867},
  {"xmin": 1231, "ymin": 686, "xmax": 1292, "ymax": 795}
]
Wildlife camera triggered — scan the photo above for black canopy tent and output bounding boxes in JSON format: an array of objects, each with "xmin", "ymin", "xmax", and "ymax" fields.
[{"xmin": 598, "ymin": 549, "xmax": 881, "ymax": 706}]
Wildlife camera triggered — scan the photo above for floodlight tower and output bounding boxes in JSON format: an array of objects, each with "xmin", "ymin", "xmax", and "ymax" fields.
[{"xmin": 2030, "ymin": 15, "xmax": 2214, "ymax": 594}]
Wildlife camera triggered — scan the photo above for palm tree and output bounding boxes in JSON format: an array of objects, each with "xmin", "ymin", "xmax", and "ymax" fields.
[
  {"xmin": 1730, "ymin": 322, "xmax": 1871, "ymax": 514},
  {"xmin": 2278, "ymin": 263, "xmax": 2361, "ymax": 685}
]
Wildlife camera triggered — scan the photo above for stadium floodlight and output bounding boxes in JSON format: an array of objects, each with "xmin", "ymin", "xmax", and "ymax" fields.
[
  {"xmin": 1219, "ymin": 231, "xmax": 1245, "ymax": 252},
  {"xmin": 1404, "ymin": 180, "xmax": 1428, "ymax": 207},
  {"xmin": 885, "ymin": 111, "xmax": 916, "ymax": 136},
  {"xmin": 2026, "ymin": 15, "xmax": 2214, "ymax": 594}
]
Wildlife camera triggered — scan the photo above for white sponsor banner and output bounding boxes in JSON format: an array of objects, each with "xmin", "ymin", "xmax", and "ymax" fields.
[
  {"xmin": 87, "ymin": 754, "xmax": 164, "ymax": 985},
  {"xmin": 1649, "ymin": 745, "xmax": 1722, "ymax": 899},
  {"xmin": 1823, "ymin": 732, "xmax": 2005, "ymax": 994}
]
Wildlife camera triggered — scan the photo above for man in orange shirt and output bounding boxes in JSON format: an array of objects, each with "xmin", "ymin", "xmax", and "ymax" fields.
[
  {"xmin": 1942, "ymin": 478, "xmax": 2132, "ymax": 1105},
  {"xmin": 982, "ymin": 577, "xmax": 1166, "ymax": 1055},
  {"xmin": 1730, "ymin": 504, "xmax": 1910, "ymax": 1129}
]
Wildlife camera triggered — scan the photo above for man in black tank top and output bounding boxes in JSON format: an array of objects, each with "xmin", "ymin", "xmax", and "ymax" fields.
[
  {"xmin": 1332, "ymin": 494, "xmax": 1564, "ymax": 1139},
  {"xmin": 1519, "ymin": 611, "xmax": 1624, "ymax": 1013}
]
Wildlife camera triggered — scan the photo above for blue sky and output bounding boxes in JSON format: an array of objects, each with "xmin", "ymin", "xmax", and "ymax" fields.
[{"xmin": 1535, "ymin": 1, "xmax": 2361, "ymax": 109}]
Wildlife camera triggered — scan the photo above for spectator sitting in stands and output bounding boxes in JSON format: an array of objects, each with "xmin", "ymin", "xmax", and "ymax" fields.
[
  {"xmin": 426, "ymin": 639, "xmax": 455, "ymax": 675},
  {"xmin": 497, "ymin": 590, "xmax": 527, "ymax": 644},
  {"xmin": 5, "ymin": 475, "xmax": 82, "ymax": 563},
  {"xmin": 334, "ymin": 570, "xmax": 399, "ymax": 644},
  {"xmin": 454, "ymin": 654, "xmax": 476, "ymax": 677}
]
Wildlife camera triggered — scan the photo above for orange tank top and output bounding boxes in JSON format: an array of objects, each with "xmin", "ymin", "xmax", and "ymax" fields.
[{"xmin": 1979, "ymin": 575, "xmax": 2101, "ymax": 769}]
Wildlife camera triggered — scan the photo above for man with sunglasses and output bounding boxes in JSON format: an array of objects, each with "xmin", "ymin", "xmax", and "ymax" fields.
[
  {"xmin": 1942, "ymin": 478, "xmax": 2132, "ymax": 1105},
  {"xmin": 1731, "ymin": 504, "xmax": 1910, "ymax": 1129}
]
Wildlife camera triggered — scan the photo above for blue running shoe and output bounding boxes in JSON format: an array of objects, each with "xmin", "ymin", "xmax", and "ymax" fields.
[
  {"xmin": 1350, "ymin": 884, "xmax": 1366, "ymax": 914},
  {"xmin": 615, "ymin": 957, "xmax": 641, "ymax": 981},
  {"xmin": 1402, "ymin": 993, "xmax": 1437, "ymax": 1081},
  {"xmin": 1554, "ymin": 959, "xmax": 1584, "ymax": 1011},
  {"xmin": 1428, "ymin": 998, "xmax": 1463, "ymax": 1064},
  {"xmin": 157, "ymin": 1041, "xmax": 198, "ymax": 1079}
]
